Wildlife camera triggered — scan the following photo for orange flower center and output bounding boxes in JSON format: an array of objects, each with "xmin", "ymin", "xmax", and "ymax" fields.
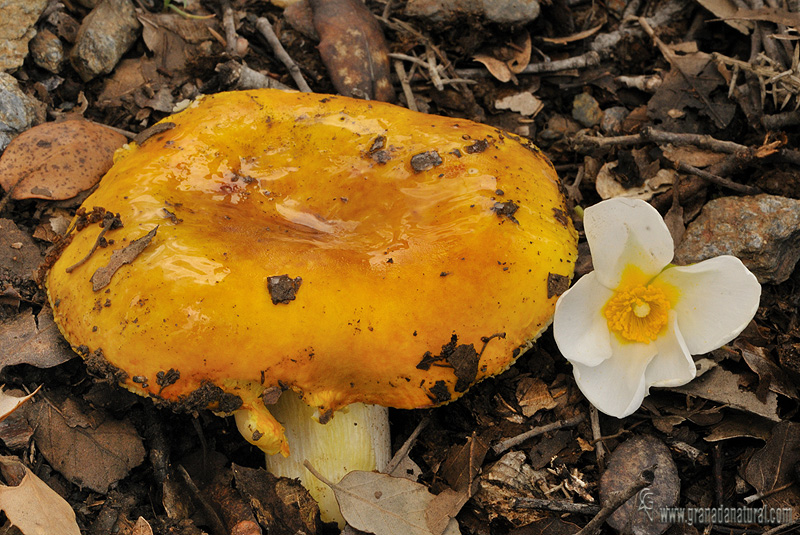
[{"xmin": 604, "ymin": 285, "xmax": 671, "ymax": 343}]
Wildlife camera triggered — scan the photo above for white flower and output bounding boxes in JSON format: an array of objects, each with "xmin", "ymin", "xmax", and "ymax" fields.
[{"xmin": 553, "ymin": 198, "xmax": 761, "ymax": 418}]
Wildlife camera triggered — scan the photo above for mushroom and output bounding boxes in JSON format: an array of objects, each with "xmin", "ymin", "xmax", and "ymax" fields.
[{"xmin": 46, "ymin": 89, "xmax": 577, "ymax": 525}]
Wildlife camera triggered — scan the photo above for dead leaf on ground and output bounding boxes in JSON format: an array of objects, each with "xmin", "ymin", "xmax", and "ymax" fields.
[
  {"xmin": 595, "ymin": 161, "xmax": 676, "ymax": 200},
  {"xmin": 745, "ymin": 421, "xmax": 800, "ymax": 511},
  {"xmin": 473, "ymin": 451, "xmax": 548, "ymax": 526},
  {"xmin": 516, "ymin": 377, "xmax": 557, "ymax": 418},
  {"xmin": 0, "ymin": 307, "xmax": 75, "ymax": 372},
  {"xmin": 508, "ymin": 517, "xmax": 582, "ymax": 535},
  {"xmin": 0, "ymin": 455, "xmax": 81, "ymax": 535},
  {"xmin": 670, "ymin": 365, "xmax": 780, "ymax": 421},
  {"xmin": 541, "ymin": 23, "xmax": 604, "ymax": 45},
  {"xmin": 507, "ymin": 32, "xmax": 531, "ymax": 74},
  {"xmin": 311, "ymin": 0, "xmax": 395, "ymax": 102},
  {"xmin": 91, "ymin": 227, "xmax": 158, "ymax": 291},
  {"xmin": 474, "ymin": 55, "xmax": 515, "ymax": 83},
  {"xmin": 26, "ymin": 395, "xmax": 146, "ymax": 493},
  {"xmin": 661, "ymin": 145, "xmax": 727, "ymax": 168},
  {"xmin": 132, "ymin": 517, "xmax": 154, "ymax": 535},
  {"xmin": 705, "ymin": 413, "xmax": 773, "ymax": 442},
  {"xmin": 647, "ymin": 51, "xmax": 736, "ymax": 130},
  {"xmin": 0, "ymin": 386, "xmax": 40, "ymax": 423},
  {"xmin": 138, "ymin": 11, "xmax": 218, "ymax": 79},
  {"xmin": 735, "ymin": 339, "xmax": 800, "ymax": 400},
  {"xmin": 439, "ymin": 433, "xmax": 489, "ymax": 492},
  {"xmin": 0, "ymin": 120, "xmax": 126, "ymax": 201},
  {"xmin": 696, "ymin": 0, "xmax": 753, "ymax": 34},
  {"xmin": 320, "ymin": 469, "xmax": 460, "ymax": 535},
  {"xmin": 600, "ymin": 435, "xmax": 679, "ymax": 535},
  {"xmin": 233, "ymin": 464, "xmax": 322, "ymax": 535}
]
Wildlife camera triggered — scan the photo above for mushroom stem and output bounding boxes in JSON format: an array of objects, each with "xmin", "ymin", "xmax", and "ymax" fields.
[{"xmin": 263, "ymin": 390, "xmax": 391, "ymax": 527}]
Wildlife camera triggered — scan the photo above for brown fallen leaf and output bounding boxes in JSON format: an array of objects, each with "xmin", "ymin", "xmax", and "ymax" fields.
[
  {"xmin": 0, "ymin": 120, "xmax": 127, "ymax": 200},
  {"xmin": 0, "ymin": 386, "xmax": 40, "ymax": 423},
  {"xmin": 91, "ymin": 226, "xmax": 158, "ymax": 291},
  {"xmin": 735, "ymin": 339, "xmax": 799, "ymax": 400},
  {"xmin": 745, "ymin": 421, "xmax": 800, "ymax": 511},
  {"xmin": 670, "ymin": 365, "xmax": 780, "ymax": 421},
  {"xmin": 516, "ymin": 377, "xmax": 557, "ymax": 418},
  {"xmin": 474, "ymin": 55, "xmax": 515, "ymax": 83},
  {"xmin": 26, "ymin": 395, "xmax": 146, "ymax": 493},
  {"xmin": 600, "ymin": 435, "xmax": 679, "ymax": 535},
  {"xmin": 0, "ymin": 455, "xmax": 81, "ymax": 535},
  {"xmin": 306, "ymin": 465, "xmax": 460, "ymax": 535},
  {"xmin": 0, "ymin": 307, "xmax": 75, "ymax": 372},
  {"xmin": 310, "ymin": 0, "xmax": 395, "ymax": 102}
]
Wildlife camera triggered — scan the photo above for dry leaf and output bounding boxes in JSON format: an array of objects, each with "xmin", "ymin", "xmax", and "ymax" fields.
[
  {"xmin": 661, "ymin": 146, "xmax": 726, "ymax": 168},
  {"xmin": 27, "ymin": 396, "xmax": 146, "ymax": 493},
  {"xmin": 745, "ymin": 421, "xmax": 800, "ymax": 511},
  {"xmin": 595, "ymin": 162, "xmax": 675, "ymax": 200},
  {"xmin": 516, "ymin": 377, "xmax": 557, "ymax": 417},
  {"xmin": 132, "ymin": 517, "xmax": 154, "ymax": 535},
  {"xmin": 91, "ymin": 227, "xmax": 158, "ymax": 291},
  {"xmin": 494, "ymin": 93, "xmax": 543, "ymax": 117},
  {"xmin": 311, "ymin": 0, "xmax": 394, "ymax": 102},
  {"xmin": 473, "ymin": 452, "xmax": 548, "ymax": 526},
  {"xmin": 600, "ymin": 435, "xmax": 679, "ymax": 535},
  {"xmin": 735, "ymin": 339, "xmax": 799, "ymax": 400},
  {"xmin": 233, "ymin": 464, "xmax": 322, "ymax": 535},
  {"xmin": 696, "ymin": 0, "xmax": 753, "ymax": 34},
  {"xmin": 325, "ymin": 470, "xmax": 460, "ymax": 535},
  {"xmin": 473, "ymin": 55, "xmax": 514, "ymax": 83},
  {"xmin": 0, "ymin": 120, "xmax": 126, "ymax": 200},
  {"xmin": 0, "ymin": 308, "xmax": 75, "ymax": 372},
  {"xmin": 0, "ymin": 456, "xmax": 81, "ymax": 535},
  {"xmin": 670, "ymin": 366, "xmax": 780, "ymax": 421},
  {"xmin": 0, "ymin": 387, "xmax": 40, "ymax": 423},
  {"xmin": 507, "ymin": 32, "xmax": 531, "ymax": 74},
  {"xmin": 705, "ymin": 414, "xmax": 772, "ymax": 442},
  {"xmin": 439, "ymin": 434, "xmax": 489, "ymax": 492}
]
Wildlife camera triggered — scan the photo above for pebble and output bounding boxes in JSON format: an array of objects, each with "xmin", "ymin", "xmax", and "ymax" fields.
[
  {"xmin": 0, "ymin": 0, "xmax": 49, "ymax": 71},
  {"xmin": 405, "ymin": 0, "xmax": 540, "ymax": 24},
  {"xmin": 572, "ymin": 92, "xmax": 603, "ymax": 128},
  {"xmin": 69, "ymin": 0, "xmax": 141, "ymax": 82},
  {"xmin": 0, "ymin": 73, "xmax": 41, "ymax": 151},
  {"xmin": 675, "ymin": 194, "xmax": 800, "ymax": 284},
  {"xmin": 601, "ymin": 106, "xmax": 628, "ymax": 134},
  {"xmin": 29, "ymin": 29, "xmax": 65, "ymax": 73}
]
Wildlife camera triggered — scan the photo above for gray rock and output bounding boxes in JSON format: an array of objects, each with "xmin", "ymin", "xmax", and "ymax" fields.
[
  {"xmin": 601, "ymin": 106, "xmax": 628, "ymax": 134},
  {"xmin": 0, "ymin": 0, "xmax": 49, "ymax": 71},
  {"xmin": 675, "ymin": 194, "xmax": 800, "ymax": 284},
  {"xmin": 406, "ymin": 0, "xmax": 540, "ymax": 24},
  {"xmin": 0, "ymin": 72, "xmax": 40, "ymax": 150},
  {"xmin": 29, "ymin": 29, "xmax": 64, "ymax": 73},
  {"xmin": 572, "ymin": 92, "xmax": 603, "ymax": 128},
  {"xmin": 69, "ymin": 0, "xmax": 141, "ymax": 82}
]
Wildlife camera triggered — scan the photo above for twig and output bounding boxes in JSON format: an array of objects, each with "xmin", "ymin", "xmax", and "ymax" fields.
[
  {"xmin": 513, "ymin": 497, "xmax": 601, "ymax": 515},
  {"xmin": 211, "ymin": 60, "xmax": 293, "ymax": 91},
  {"xmin": 384, "ymin": 416, "xmax": 429, "ymax": 475},
  {"xmin": 575, "ymin": 467, "xmax": 656, "ymax": 535},
  {"xmin": 589, "ymin": 405, "xmax": 606, "ymax": 471},
  {"xmin": 763, "ymin": 520, "xmax": 799, "ymax": 535},
  {"xmin": 394, "ymin": 59, "xmax": 418, "ymax": 112},
  {"xmin": 220, "ymin": 0, "xmax": 239, "ymax": 57},
  {"xmin": 455, "ymin": 51, "xmax": 601, "ymax": 79},
  {"xmin": 743, "ymin": 480, "xmax": 795, "ymax": 505},
  {"xmin": 176, "ymin": 465, "xmax": 228, "ymax": 535},
  {"xmin": 492, "ymin": 415, "xmax": 584, "ymax": 455},
  {"xmin": 671, "ymin": 160, "xmax": 761, "ymax": 195},
  {"xmin": 254, "ymin": 17, "xmax": 312, "ymax": 92},
  {"xmin": 640, "ymin": 127, "xmax": 749, "ymax": 153}
]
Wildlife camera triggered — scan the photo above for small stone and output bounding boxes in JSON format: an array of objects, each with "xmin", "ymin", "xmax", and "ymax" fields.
[
  {"xmin": 0, "ymin": 73, "xmax": 42, "ymax": 151},
  {"xmin": 601, "ymin": 106, "xmax": 628, "ymax": 135},
  {"xmin": 69, "ymin": 0, "xmax": 141, "ymax": 82},
  {"xmin": 0, "ymin": 0, "xmax": 48, "ymax": 71},
  {"xmin": 572, "ymin": 93, "xmax": 603, "ymax": 128},
  {"xmin": 675, "ymin": 194, "xmax": 800, "ymax": 284},
  {"xmin": 29, "ymin": 29, "xmax": 65, "ymax": 73}
]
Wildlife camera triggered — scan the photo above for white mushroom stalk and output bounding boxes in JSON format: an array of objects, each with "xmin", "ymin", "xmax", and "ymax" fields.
[{"xmin": 237, "ymin": 391, "xmax": 390, "ymax": 526}]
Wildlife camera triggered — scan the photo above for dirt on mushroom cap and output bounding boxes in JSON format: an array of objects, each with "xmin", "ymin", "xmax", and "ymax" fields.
[{"xmin": 46, "ymin": 89, "xmax": 577, "ymax": 453}]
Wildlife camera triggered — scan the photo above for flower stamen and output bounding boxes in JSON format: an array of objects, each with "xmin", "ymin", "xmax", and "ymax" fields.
[{"xmin": 604, "ymin": 285, "xmax": 670, "ymax": 343}]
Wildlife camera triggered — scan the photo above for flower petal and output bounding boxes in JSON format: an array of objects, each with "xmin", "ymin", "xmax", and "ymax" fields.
[
  {"xmin": 572, "ymin": 337, "xmax": 658, "ymax": 418},
  {"xmin": 584, "ymin": 198, "xmax": 674, "ymax": 290},
  {"xmin": 554, "ymin": 272, "xmax": 614, "ymax": 367},
  {"xmin": 654, "ymin": 256, "xmax": 761, "ymax": 355},
  {"xmin": 645, "ymin": 312, "xmax": 696, "ymax": 388}
]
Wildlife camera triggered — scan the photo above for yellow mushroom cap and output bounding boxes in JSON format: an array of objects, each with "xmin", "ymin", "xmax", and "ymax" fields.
[{"xmin": 46, "ymin": 89, "xmax": 577, "ymax": 455}]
